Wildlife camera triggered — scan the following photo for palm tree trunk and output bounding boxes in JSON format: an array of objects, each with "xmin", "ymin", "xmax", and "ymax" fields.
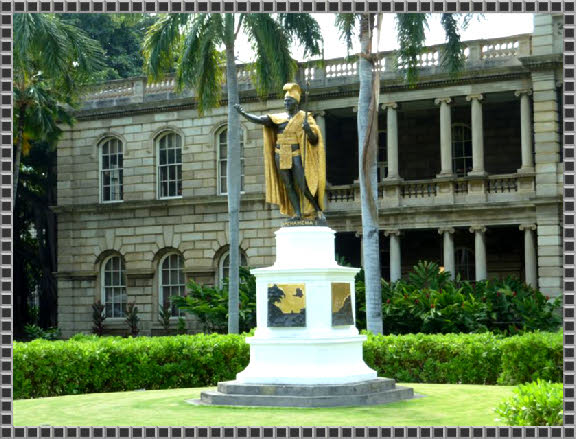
[
  {"xmin": 225, "ymin": 14, "xmax": 241, "ymax": 334},
  {"xmin": 357, "ymin": 14, "xmax": 383, "ymax": 335},
  {"xmin": 13, "ymin": 104, "xmax": 26, "ymax": 209}
]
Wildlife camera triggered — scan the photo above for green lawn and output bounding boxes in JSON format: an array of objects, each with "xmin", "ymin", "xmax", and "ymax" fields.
[{"xmin": 14, "ymin": 384, "xmax": 514, "ymax": 426}]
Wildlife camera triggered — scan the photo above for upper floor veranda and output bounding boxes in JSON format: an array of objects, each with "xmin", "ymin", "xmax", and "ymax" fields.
[{"xmin": 56, "ymin": 18, "xmax": 564, "ymax": 216}]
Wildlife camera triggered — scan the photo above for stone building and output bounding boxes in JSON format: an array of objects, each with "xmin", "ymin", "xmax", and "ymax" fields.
[{"xmin": 55, "ymin": 14, "xmax": 563, "ymax": 338}]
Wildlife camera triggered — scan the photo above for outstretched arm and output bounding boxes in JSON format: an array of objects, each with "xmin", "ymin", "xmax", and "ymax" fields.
[{"xmin": 234, "ymin": 104, "xmax": 274, "ymax": 127}]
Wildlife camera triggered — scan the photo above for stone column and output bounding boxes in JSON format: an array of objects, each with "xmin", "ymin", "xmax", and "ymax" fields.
[
  {"xmin": 435, "ymin": 97, "xmax": 454, "ymax": 177},
  {"xmin": 519, "ymin": 224, "xmax": 538, "ymax": 287},
  {"xmin": 514, "ymin": 89, "xmax": 534, "ymax": 173},
  {"xmin": 384, "ymin": 229, "xmax": 402, "ymax": 282},
  {"xmin": 466, "ymin": 94, "xmax": 486, "ymax": 176},
  {"xmin": 469, "ymin": 225, "xmax": 487, "ymax": 281},
  {"xmin": 438, "ymin": 227, "xmax": 455, "ymax": 279},
  {"xmin": 382, "ymin": 102, "xmax": 400, "ymax": 180},
  {"xmin": 314, "ymin": 110, "xmax": 327, "ymax": 142}
]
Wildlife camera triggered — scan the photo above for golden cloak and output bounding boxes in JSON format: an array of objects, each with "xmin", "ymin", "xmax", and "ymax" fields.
[{"xmin": 262, "ymin": 110, "xmax": 326, "ymax": 218}]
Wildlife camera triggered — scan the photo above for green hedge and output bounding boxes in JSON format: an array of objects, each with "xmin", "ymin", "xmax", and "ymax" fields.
[
  {"xmin": 14, "ymin": 333, "xmax": 250, "ymax": 400},
  {"xmin": 14, "ymin": 331, "xmax": 562, "ymax": 399},
  {"xmin": 498, "ymin": 332, "xmax": 564, "ymax": 385},
  {"xmin": 364, "ymin": 332, "xmax": 503, "ymax": 384}
]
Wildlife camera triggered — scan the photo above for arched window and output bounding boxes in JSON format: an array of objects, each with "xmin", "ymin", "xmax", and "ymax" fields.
[
  {"xmin": 218, "ymin": 127, "xmax": 245, "ymax": 195},
  {"xmin": 159, "ymin": 253, "xmax": 186, "ymax": 316},
  {"xmin": 218, "ymin": 250, "xmax": 248, "ymax": 287},
  {"xmin": 452, "ymin": 124, "xmax": 473, "ymax": 177},
  {"xmin": 157, "ymin": 132, "xmax": 182, "ymax": 199},
  {"xmin": 101, "ymin": 255, "xmax": 126, "ymax": 318},
  {"xmin": 455, "ymin": 247, "xmax": 474, "ymax": 281},
  {"xmin": 100, "ymin": 137, "xmax": 123, "ymax": 202}
]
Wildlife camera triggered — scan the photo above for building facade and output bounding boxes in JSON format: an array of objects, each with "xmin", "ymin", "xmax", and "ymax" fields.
[{"xmin": 55, "ymin": 14, "xmax": 564, "ymax": 338}]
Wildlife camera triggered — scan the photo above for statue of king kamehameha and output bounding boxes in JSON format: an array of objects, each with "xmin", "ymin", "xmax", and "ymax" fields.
[{"xmin": 234, "ymin": 83, "xmax": 326, "ymax": 223}]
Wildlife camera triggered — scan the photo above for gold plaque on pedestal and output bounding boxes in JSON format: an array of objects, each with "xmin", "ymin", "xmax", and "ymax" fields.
[
  {"xmin": 267, "ymin": 283, "xmax": 306, "ymax": 327},
  {"xmin": 332, "ymin": 282, "xmax": 354, "ymax": 326}
]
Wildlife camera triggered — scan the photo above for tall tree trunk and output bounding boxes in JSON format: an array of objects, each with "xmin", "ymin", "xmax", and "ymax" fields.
[
  {"xmin": 35, "ymin": 161, "xmax": 58, "ymax": 328},
  {"xmin": 225, "ymin": 14, "xmax": 241, "ymax": 334},
  {"xmin": 13, "ymin": 104, "xmax": 26, "ymax": 209},
  {"xmin": 357, "ymin": 14, "xmax": 383, "ymax": 334},
  {"xmin": 13, "ymin": 215, "xmax": 30, "ymax": 339}
]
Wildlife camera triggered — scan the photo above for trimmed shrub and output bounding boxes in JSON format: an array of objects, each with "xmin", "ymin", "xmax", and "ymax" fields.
[
  {"xmin": 14, "ymin": 331, "xmax": 562, "ymax": 399},
  {"xmin": 14, "ymin": 333, "xmax": 250, "ymax": 400},
  {"xmin": 364, "ymin": 332, "xmax": 503, "ymax": 384},
  {"xmin": 498, "ymin": 331, "xmax": 563, "ymax": 385},
  {"xmin": 495, "ymin": 379, "xmax": 563, "ymax": 426}
]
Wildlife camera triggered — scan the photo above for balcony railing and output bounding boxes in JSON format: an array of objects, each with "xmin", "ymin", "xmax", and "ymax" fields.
[
  {"xmin": 400, "ymin": 181, "xmax": 438, "ymax": 199},
  {"xmin": 326, "ymin": 185, "xmax": 356, "ymax": 203},
  {"xmin": 487, "ymin": 176, "xmax": 519, "ymax": 193},
  {"xmin": 325, "ymin": 172, "xmax": 535, "ymax": 211},
  {"xmin": 80, "ymin": 34, "xmax": 532, "ymax": 106}
]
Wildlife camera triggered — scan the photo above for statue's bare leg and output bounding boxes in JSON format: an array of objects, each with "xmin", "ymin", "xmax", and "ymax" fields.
[
  {"xmin": 292, "ymin": 156, "xmax": 324, "ymax": 219},
  {"xmin": 275, "ymin": 154, "xmax": 302, "ymax": 219}
]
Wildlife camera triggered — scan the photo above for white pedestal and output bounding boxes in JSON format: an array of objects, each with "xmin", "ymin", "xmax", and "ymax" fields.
[{"xmin": 236, "ymin": 226, "xmax": 377, "ymax": 385}]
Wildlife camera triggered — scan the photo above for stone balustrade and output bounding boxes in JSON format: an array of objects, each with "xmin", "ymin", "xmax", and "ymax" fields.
[
  {"xmin": 324, "ymin": 172, "xmax": 535, "ymax": 211},
  {"xmin": 79, "ymin": 34, "xmax": 532, "ymax": 108}
]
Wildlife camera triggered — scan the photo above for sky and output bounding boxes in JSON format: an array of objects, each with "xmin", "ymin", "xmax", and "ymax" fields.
[{"xmin": 235, "ymin": 13, "xmax": 534, "ymax": 63}]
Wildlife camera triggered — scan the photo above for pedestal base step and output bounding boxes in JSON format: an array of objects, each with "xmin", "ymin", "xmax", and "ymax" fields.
[{"xmin": 192, "ymin": 378, "xmax": 415, "ymax": 408}]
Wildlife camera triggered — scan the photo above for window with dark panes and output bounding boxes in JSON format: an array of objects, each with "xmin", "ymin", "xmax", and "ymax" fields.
[
  {"xmin": 159, "ymin": 254, "xmax": 186, "ymax": 316},
  {"xmin": 100, "ymin": 138, "xmax": 123, "ymax": 202},
  {"xmin": 157, "ymin": 133, "xmax": 182, "ymax": 198},
  {"xmin": 452, "ymin": 124, "xmax": 473, "ymax": 177},
  {"xmin": 102, "ymin": 256, "xmax": 126, "ymax": 318}
]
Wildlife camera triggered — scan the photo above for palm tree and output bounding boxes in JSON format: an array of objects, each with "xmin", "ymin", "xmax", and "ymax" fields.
[
  {"xmin": 13, "ymin": 14, "xmax": 105, "ymax": 335},
  {"xmin": 13, "ymin": 14, "xmax": 105, "ymax": 207},
  {"xmin": 336, "ymin": 13, "xmax": 470, "ymax": 334},
  {"xmin": 143, "ymin": 13, "xmax": 322, "ymax": 334}
]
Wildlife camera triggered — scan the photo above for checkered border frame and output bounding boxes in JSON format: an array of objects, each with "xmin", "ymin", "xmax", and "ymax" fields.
[{"xmin": 1, "ymin": 1, "xmax": 574, "ymax": 437}]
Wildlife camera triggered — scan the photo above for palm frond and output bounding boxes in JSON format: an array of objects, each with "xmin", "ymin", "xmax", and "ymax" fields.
[
  {"xmin": 242, "ymin": 14, "xmax": 296, "ymax": 98},
  {"xmin": 335, "ymin": 13, "xmax": 359, "ymax": 52},
  {"xmin": 13, "ymin": 14, "xmax": 35, "ymax": 72},
  {"xmin": 440, "ymin": 14, "xmax": 466, "ymax": 78},
  {"xmin": 58, "ymin": 21, "xmax": 106, "ymax": 80},
  {"xmin": 395, "ymin": 13, "xmax": 428, "ymax": 85},
  {"xmin": 14, "ymin": 14, "xmax": 105, "ymax": 95},
  {"xmin": 109, "ymin": 13, "xmax": 147, "ymax": 26},
  {"xmin": 15, "ymin": 15, "xmax": 70, "ymax": 80},
  {"xmin": 143, "ymin": 13, "xmax": 190, "ymax": 81},
  {"xmin": 176, "ymin": 14, "xmax": 224, "ymax": 114},
  {"xmin": 277, "ymin": 13, "xmax": 323, "ymax": 59}
]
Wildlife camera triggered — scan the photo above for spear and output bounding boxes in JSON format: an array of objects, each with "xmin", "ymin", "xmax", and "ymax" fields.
[{"xmin": 300, "ymin": 81, "xmax": 310, "ymax": 217}]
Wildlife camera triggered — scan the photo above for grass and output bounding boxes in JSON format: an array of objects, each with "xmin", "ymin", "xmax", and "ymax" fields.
[{"xmin": 14, "ymin": 383, "xmax": 515, "ymax": 426}]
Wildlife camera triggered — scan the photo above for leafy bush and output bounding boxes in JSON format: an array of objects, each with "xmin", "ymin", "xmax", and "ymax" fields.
[
  {"xmin": 14, "ymin": 331, "xmax": 562, "ymax": 399},
  {"xmin": 23, "ymin": 324, "xmax": 61, "ymax": 341},
  {"xmin": 172, "ymin": 266, "xmax": 256, "ymax": 333},
  {"xmin": 177, "ymin": 316, "xmax": 187, "ymax": 335},
  {"xmin": 158, "ymin": 300, "xmax": 172, "ymax": 334},
  {"xmin": 125, "ymin": 302, "xmax": 140, "ymax": 337},
  {"xmin": 495, "ymin": 379, "xmax": 563, "ymax": 426},
  {"xmin": 356, "ymin": 261, "xmax": 561, "ymax": 335},
  {"xmin": 92, "ymin": 301, "xmax": 105, "ymax": 336}
]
